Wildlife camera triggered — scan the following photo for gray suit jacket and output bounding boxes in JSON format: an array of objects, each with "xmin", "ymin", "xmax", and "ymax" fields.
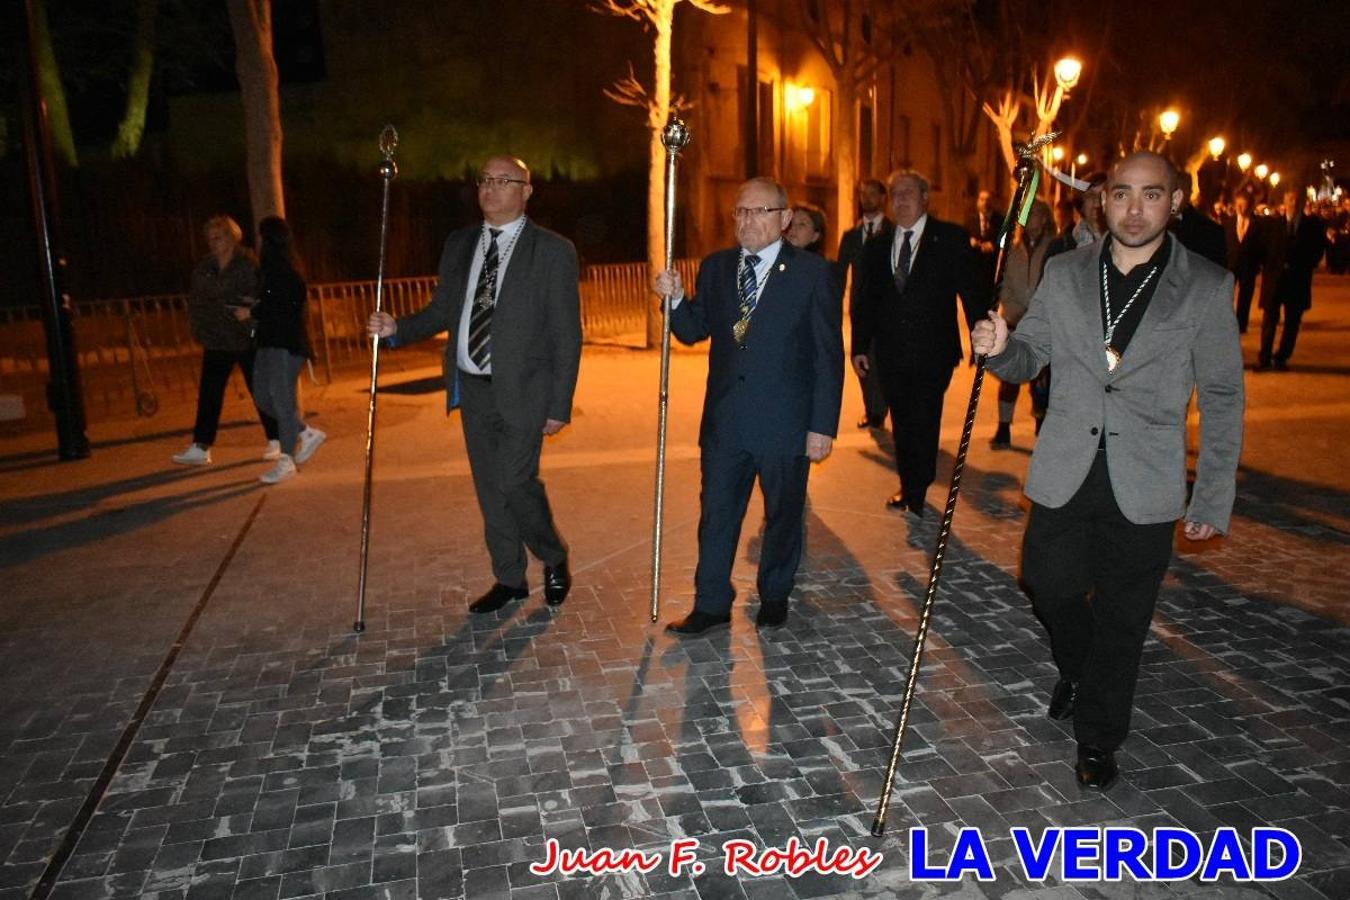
[
  {"xmin": 394, "ymin": 221, "xmax": 582, "ymax": 430},
  {"xmin": 988, "ymin": 235, "xmax": 1244, "ymax": 531}
]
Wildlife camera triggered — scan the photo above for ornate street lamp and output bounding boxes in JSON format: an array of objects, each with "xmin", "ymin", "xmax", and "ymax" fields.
[
  {"xmin": 1237, "ymin": 153, "xmax": 1252, "ymax": 173},
  {"xmin": 1208, "ymin": 136, "xmax": 1226, "ymax": 160},
  {"xmin": 1159, "ymin": 109, "xmax": 1180, "ymax": 141},
  {"xmin": 1255, "ymin": 163, "xmax": 1269, "ymax": 180},
  {"xmin": 1054, "ymin": 57, "xmax": 1082, "ymax": 93}
]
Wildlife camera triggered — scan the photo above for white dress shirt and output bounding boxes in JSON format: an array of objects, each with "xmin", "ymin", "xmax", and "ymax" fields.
[
  {"xmin": 457, "ymin": 215, "xmax": 527, "ymax": 375},
  {"xmin": 671, "ymin": 238, "xmax": 784, "ymax": 308},
  {"xmin": 892, "ymin": 214, "xmax": 928, "ymax": 273}
]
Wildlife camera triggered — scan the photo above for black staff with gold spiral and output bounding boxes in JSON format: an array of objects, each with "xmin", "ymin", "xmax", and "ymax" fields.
[{"xmin": 870, "ymin": 133, "xmax": 1055, "ymax": 836}]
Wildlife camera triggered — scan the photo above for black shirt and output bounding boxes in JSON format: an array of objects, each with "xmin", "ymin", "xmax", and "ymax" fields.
[{"xmin": 1099, "ymin": 235, "xmax": 1171, "ymax": 359}]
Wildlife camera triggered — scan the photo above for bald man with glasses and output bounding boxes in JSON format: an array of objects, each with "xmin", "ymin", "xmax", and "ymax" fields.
[
  {"xmin": 369, "ymin": 155, "xmax": 581, "ymax": 616},
  {"xmin": 653, "ymin": 176, "xmax": 843, "ymax": 635}
]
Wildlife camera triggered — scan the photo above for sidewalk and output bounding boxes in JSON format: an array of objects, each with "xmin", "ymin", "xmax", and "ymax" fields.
[{"xmin": 1, "ymin": 277, "xmax": 1347, "ymax": 899}]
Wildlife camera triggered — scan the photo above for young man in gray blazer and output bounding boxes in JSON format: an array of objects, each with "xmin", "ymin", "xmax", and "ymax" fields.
[
  {"xmin": 973, "ymin": 152, "xmax": 1244, "ymax": 790},
  {"xmin": 369, "ymin": 156, "xmax": 582, "ymax": 614}
]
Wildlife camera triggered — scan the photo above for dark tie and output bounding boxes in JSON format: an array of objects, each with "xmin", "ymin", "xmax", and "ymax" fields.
[
  {"xmin": 864, "ymin": 221, "xmax": 873, "ymax": 241},
  {"xmin": 893, "ymin": 230, "xmax": 913, "ymax": 294},
  {"xmin": 739, "ymin": 253, "xmax": 761, "ymax": 319},
  {"xmin": 467, "ymin": 228, "xmax": 501, "ymax": 369}
]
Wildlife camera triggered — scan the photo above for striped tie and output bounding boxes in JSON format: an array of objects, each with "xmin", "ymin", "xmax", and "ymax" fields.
[
  {"xmin": 738, "ymin": 253, "xmax": 761, "ymax": 320},
  {"xmin": 467, "ymin": 228, "xmax": 500, "ymax": 369}
]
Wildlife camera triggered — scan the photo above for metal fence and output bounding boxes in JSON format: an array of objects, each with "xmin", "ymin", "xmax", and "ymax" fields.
[{"xmin": 0, "ymin": 259, "xmax": 698, "ymax": 426}]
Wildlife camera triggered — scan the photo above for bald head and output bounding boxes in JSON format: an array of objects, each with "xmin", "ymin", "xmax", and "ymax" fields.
[
  {"xmin": 477, "ymin": 155, "xmax": 534, "ymax": 225},
  {"xmin": 1109, "ymin": 152, "xmax": 1177, "ymax": 194}
]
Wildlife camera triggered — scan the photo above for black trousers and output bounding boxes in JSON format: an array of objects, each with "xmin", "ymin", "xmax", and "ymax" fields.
[
  {"xmin": 1259, "ymin": 299, "xmax": 1305, "ymax": 365},
  {"xmin": 458, "ymin": 372, "xmax": 567, "ymax": 587},
  {"xmin": 693, "ymin": 446, "xmax": 810, "ymax": 614},
  {"xmin": 1022, "ymin": 452, "xmax": 1175, "ymax": 750},
  {"xmin": 879, "ymin": 361, "xmax": 953, "ymax": 504},
  {"xmin": 192, "ymin": 348, "xmax": 278, "ymax": 447},
  {"xmin": 1233, "ymin": 269, "xmax": 1258, "ymax": 333},
  {"xmin": 855, "ymin": 341, "xmax": 888, "ymax": 424}
]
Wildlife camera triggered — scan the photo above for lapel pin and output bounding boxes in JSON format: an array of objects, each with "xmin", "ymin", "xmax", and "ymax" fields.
[{"xmin": 778, "ymin": 263, "xmax": 786, "ymax": 272}]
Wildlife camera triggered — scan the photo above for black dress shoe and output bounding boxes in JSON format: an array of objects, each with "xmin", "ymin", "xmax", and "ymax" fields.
[
  {"xmin": 755, "ymin": 600, "xmax": 788, "ymax": 628},
  {"xmin": 856, "ymin": 414, "xmax": 873, "ymax": 429},
  {"xmin": 1047, "ymin": 679, "xmax": 1076, "ymax": 720},
  {"xmin": 991, "ymin": 422, "xmax": 1011, "ymax": 449},
  {"xmin": 665, "ymin": 610, "xmax": 731, "ymax": 635},
  {"xmin": 469, "ymin": 582, "xmax": 529, "ymax": 614},
  {"xmin": 543, "ymin": 559, "xmax": 571, "ymax": 607},
  {"xmin": 886, "ymin": 493, "xmax": 924, "ymax": 517},
  {"xmin": 1075, "ymin": 744, "xmax": 1119, "ymax": 790},
  {"xmin": 1254, "ymin": 360, "xmax": 1272, "ymax": 372},
  {"xmin": 1273, "ymin": 359, "xmax": 1289, "ymax": 371}
]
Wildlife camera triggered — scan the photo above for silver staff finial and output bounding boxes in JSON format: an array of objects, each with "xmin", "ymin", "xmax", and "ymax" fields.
[
  {"xmin": 378, "ymin": 125, "xmax": 399, "ymax": 181},
  {"xmin": 661, "ymin": 114, "xmax": 690, "ymax": 154},
  {"xmin": 1015, "ymin": 130, "xmax": 1060, "ymax": 160}
]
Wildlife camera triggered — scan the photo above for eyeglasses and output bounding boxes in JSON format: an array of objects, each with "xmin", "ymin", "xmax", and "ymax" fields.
[
  {"xmin": 732, "ymin": 206, "xmax": 788, "ymax": 219},
  {"xmin": 475, "ymin": 175, "xmax": 528, "ymax": 188}
]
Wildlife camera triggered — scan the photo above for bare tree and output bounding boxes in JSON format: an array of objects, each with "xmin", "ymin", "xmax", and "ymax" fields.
[
  {"xmin": 111, "ymin": 0, "xmax": 157, "ymax": 158},
  {"xmin": 796, "ymin": 0, "xmax": 890, "ymax": 234},
  {"xmin": 31, "ymin": 0, "xmax": 78, "ymax": 166},
  {"xmin": 226, "ymin": 0, "xmax": 285, "ymax": 229},
  {"xmin": 591, "ymin": 0, "xmax": 729, "ymax": 347}
]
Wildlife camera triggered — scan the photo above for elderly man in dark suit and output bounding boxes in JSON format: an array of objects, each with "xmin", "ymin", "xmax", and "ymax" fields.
[
  {"xmin": 1256, "ymin": 190, "xmax": 1327, "ymax": 370},
  {"xmin": 973, "ymin": 152, "xmax": 1244, "ymax": 790},
  {"xmin": 837, "ymin": 179, "xmax": 893, "ymax": 430},
  {"xmin": 369, "ymin": 155, "xmax": 581, "ymax": 614},
  {"xmin": 852, "ymin": 169, "xmax": 991, "ymax": 515},
  {"xmin": 652, "ymin": 177, "xmax": 843, "ymax": 635}
]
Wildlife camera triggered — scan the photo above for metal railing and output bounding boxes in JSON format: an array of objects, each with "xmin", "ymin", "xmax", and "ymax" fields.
[{"xmin": 0, "ymin": 260, "xmax": 698, "ymax": 425}]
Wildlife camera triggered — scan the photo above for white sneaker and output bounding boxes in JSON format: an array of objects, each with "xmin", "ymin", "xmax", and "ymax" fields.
[
  {"xmin": 172, "ymin": 444, "xmax": 211, "ymax": 466},
  {"xmin": 295, "ymin": 427, "xmax": 326, "ymax": 465},
  {"xmin": 262, "ymin": 440, "xmax": 282, "ymax": 461},
  {"xmin": 259, "ymin": 455, "xmax": 297, "ymax": 484}
]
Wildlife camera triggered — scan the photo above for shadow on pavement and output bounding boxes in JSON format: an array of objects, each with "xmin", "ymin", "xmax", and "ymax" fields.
[{"xmin": 0, "ymin": 477, "xmax": 261, "ymax": 571}]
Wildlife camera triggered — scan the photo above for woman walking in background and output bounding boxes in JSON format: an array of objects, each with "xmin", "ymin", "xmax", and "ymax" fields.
[
  {"xmin": 173, "ymin": 215, "xmax": 279, "ymax": 466},
  {"xmin": 243, "ymin": 217, "xmax": 326, "ymax": 484}
]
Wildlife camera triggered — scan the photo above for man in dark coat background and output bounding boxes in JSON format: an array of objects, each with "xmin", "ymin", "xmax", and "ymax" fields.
[{"xmin": 852, "ymin": 169, "xmax": 991, "ymax": 515}]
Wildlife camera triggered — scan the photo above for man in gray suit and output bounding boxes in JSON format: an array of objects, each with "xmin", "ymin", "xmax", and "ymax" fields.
[
  {"xmin": 369, "ymin": 156, "xmax": 582, "ymax": 614},
  {"xmin": 972, "ymin": 152, "xmax": 1244, "ymax": 790}
]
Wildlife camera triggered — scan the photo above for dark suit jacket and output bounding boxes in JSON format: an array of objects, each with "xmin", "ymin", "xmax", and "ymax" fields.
[
  {"xmin": 393, "ymin": 221, "xmax": 582, "ymax": 429},
  {"xmin": 1223, "ymin": 214, "xmax": 1263, "ymax": 276},
  {"xmin": 672, "ymin": 242, "xmax": 844, "ymax": 456},
  {"xmin": 1171, "ymin": 207, "xmax": 1227, "ymax": 270},
  {"xmin": 852, "ymin": 216, "xmax": 991, "ymax": 370},
  {"xmin": 837, "ymin": 217, "xmax": 894, "ymax": 330},
  {"xmin": 1260, "ymin": 213, "xmax": 1327, "ymax": 311}
]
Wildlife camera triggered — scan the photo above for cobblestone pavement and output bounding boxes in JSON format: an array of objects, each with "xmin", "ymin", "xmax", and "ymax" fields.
[{"xmin": 1, "ymin": 277, "xmax": 1347, "ymax": 900}]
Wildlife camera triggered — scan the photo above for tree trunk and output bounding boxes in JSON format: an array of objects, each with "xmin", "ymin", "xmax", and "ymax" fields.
[
  {"xmin": 226, "ymin": 0, "xmax": 285, "ymax": 232},
  {"xmin": 644, "ymin": 0, "xmax": 676, "ymax": 349},
  {"xmin": 111, "ymin": 0, "xmax": 157, "ymax": 158},
  {"xmin": 32, "ymin": 0, "xmax": 77, "ymax": 167},
  {"xmin": 833, "ymin": 81, "xmax": 857, "ymax": 244}
]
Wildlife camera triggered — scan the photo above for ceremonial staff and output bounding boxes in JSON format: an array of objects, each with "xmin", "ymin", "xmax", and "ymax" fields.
[
  {"xmin": 650, "ymin": 114, "xmax": 691, "ymax": 623},
  {"xmin": 870, "ymin": 133, "xmax": 1055, "ymax": 836},
  {"xmin": 354, "ymin": 125, "xmax": 399, "ymax": 634}
]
